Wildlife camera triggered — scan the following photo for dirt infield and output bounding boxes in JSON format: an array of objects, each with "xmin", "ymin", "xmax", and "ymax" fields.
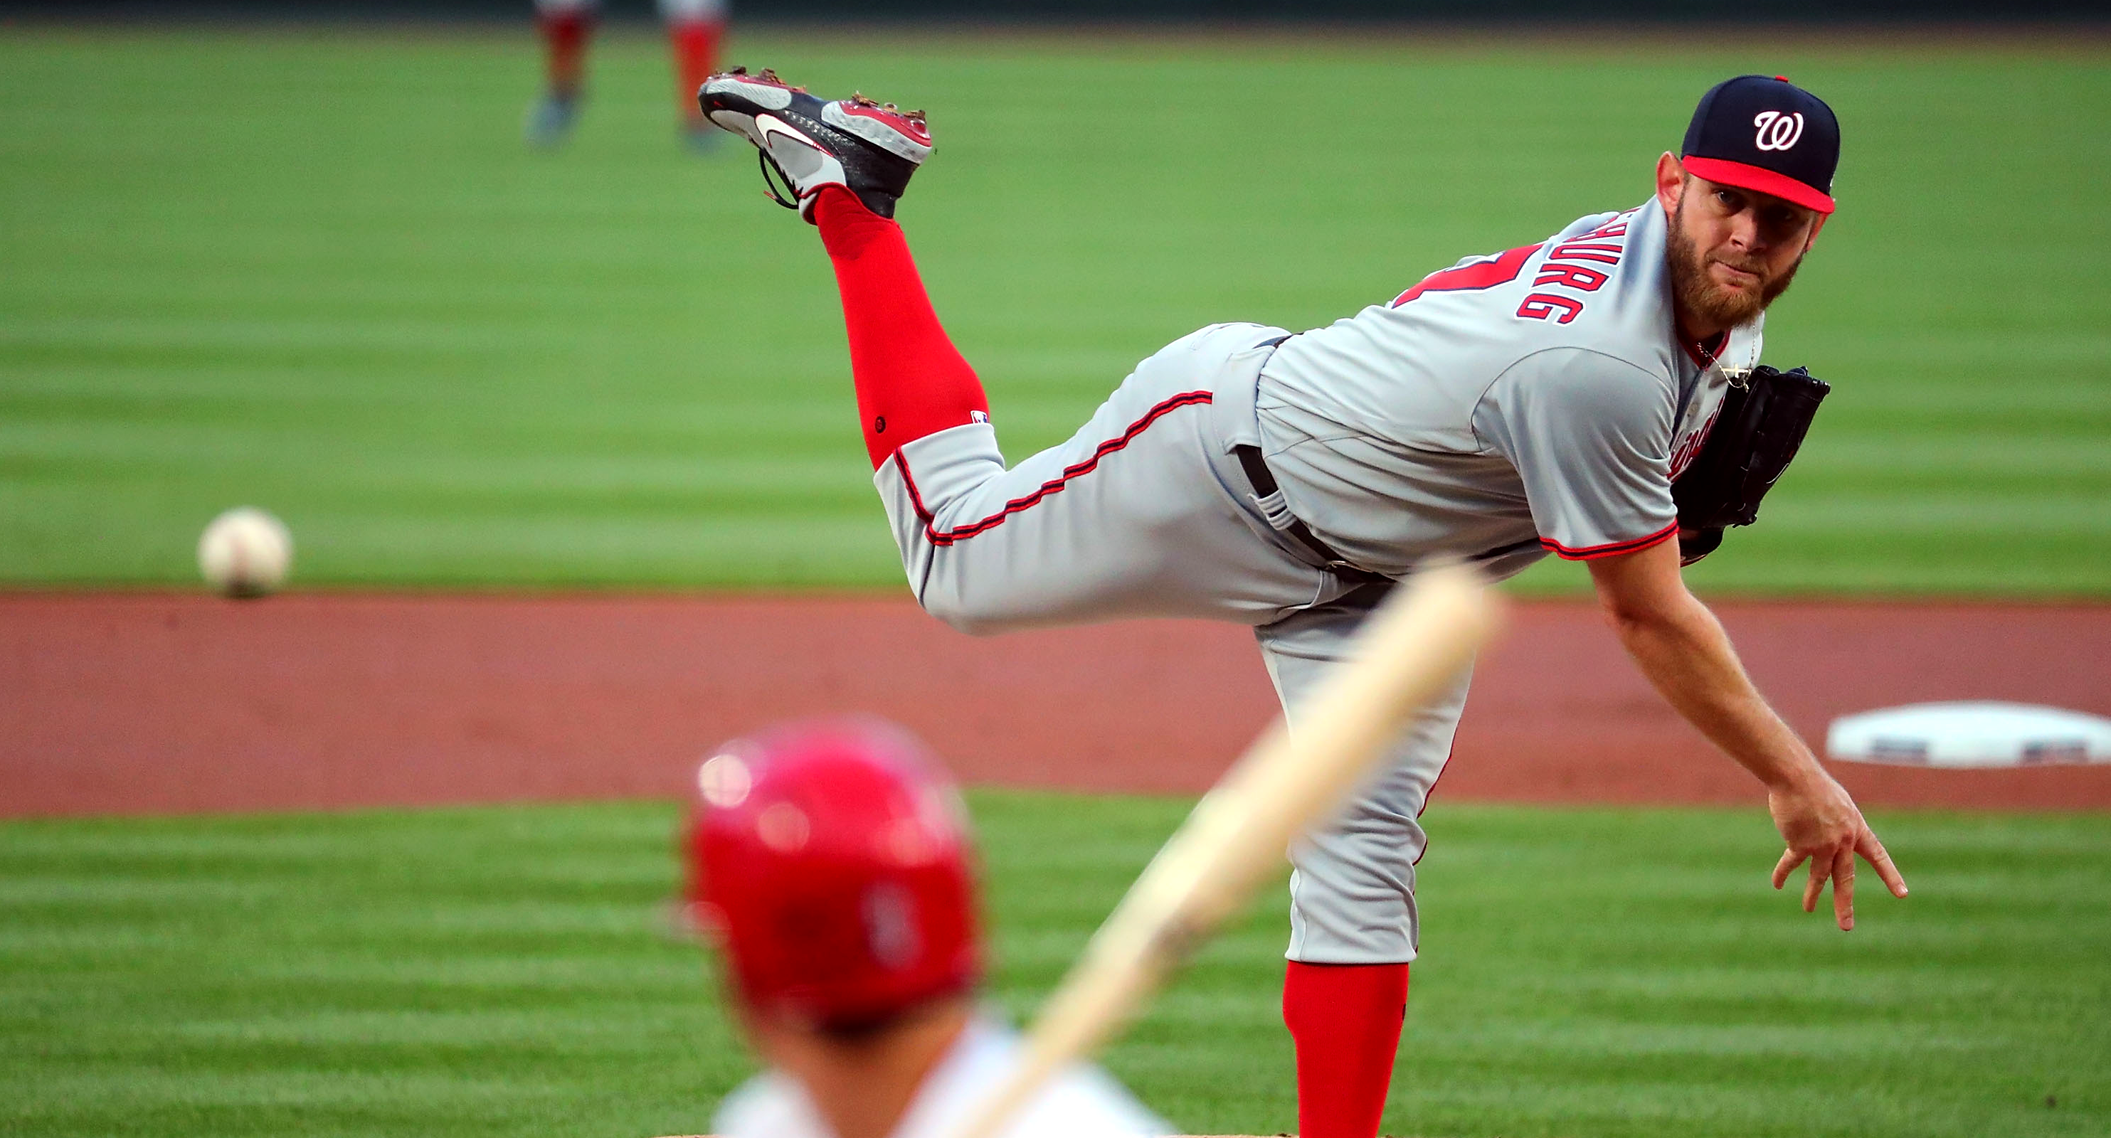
[{"xmin": 3, "ymin": 593, "xmax": 2107, "ymax": 818}]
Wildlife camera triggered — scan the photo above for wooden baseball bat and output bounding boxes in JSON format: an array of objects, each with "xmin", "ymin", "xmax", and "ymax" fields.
[{"xmin": 947, "ymin": 562, "xmax": 1502, "ymax": 1138}]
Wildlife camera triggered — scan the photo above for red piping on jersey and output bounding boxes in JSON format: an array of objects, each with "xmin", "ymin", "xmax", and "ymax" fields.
[
  {"xmin": 1540, "ymin": 520, "xmax": 1680, "ymax": 561},
  {"xmin": 1409, "ymin": 745, "xmax": 1457, "ymax": 867},
  {"xmin": 1681, "ymin": 331, "xmax": 1730, "ymax": 370},
  {"xmin": 893, "ymin": 390, "xmax": 1213, "ymax": 546}
]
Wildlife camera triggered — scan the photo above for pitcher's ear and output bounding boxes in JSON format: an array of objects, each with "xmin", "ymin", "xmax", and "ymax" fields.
[{"xmin": 1655, "ymin": 152, "xmax": 1686, "ymax": 214}]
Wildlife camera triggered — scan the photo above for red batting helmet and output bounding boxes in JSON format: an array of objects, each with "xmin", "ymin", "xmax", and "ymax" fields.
[{"xmin": 683, "ymin": 717, "xmax": 982, "ymax": 1031}]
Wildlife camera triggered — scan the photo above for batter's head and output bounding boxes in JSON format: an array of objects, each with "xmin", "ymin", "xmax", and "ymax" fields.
[{"xmin": 684, "ymin": 717, "xmax": 982, "ymax": 1032}]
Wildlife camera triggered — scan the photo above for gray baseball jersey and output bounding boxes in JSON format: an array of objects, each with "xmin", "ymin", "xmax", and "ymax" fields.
[
  {"xmin": 1258, "ymin": 198, "xmax": 1762, "ymax": 581},
  {"xmin": 865, "ymin": 198, "xmax": 1762, "ymax": 964}
]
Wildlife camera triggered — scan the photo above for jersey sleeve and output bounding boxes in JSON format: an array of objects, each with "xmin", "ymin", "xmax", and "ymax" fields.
[{"xmin": 1472, "ymin": 347, "xmax": 1679, "ymax": 560}]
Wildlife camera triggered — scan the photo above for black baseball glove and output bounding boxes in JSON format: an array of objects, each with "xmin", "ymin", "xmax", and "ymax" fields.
[{"xmin": 1670, "ymin": 365, "xmax": 1831, "ymax": 565}]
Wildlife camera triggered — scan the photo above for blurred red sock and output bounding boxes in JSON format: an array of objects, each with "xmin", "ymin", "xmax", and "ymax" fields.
[
  {"xmin": 668, "ymin": 19, "xmax": 723, "ymax": 123},
  {"xmin": 537, "ymin": 10, "xmax": 593, "ymax": 97},
  {"xmin": 813, "ymin": 187, "xmax": 988, "ymax": 469},
  {"xmin": 1283, "ymin": 961, "xmax": 1411, "ymax": 1138}
]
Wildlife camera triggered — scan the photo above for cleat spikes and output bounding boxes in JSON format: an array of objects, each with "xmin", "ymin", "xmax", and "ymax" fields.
[
  {"xmin": 697, "ymin": 66, "xmax": 931, "ymax": 223},
  {"xmin": 845, "ymin": 91, "xmax": 913, "ymax": 116},
  {"xmin": 713, "ymin": 66, "xmax": 805, "ymax": 93}
]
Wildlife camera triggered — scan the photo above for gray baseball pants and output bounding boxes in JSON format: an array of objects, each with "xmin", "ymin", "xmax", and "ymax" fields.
[{"xmin": 873, "ymin": 322, "xmax": 1472, "ymax": 964}]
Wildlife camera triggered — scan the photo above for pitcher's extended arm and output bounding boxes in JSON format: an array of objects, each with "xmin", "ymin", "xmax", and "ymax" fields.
[{"xmin": 1587, "ymin": 539, "xmax": 1908, "ymax": 929}]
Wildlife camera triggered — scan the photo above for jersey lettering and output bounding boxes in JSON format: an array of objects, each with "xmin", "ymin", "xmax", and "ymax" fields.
[
  {"xmin": 1514, "ymin": 212, "xmax": 1634, "ymax": 324},
  {"xmin": 1577, "ymin": 210, "xmax": 1636, "ymax": 241},
  {"xmin": 1533, "ymin": 263, "xmax": 1610, "ymax": 292},
  {"xmin": 1516, "ymin": 294, "xmax": 1585, "ymax": 323},
  {"xmin": 1391, "ymin": 243, "xmax": 1544, "ymax": 307},
  {"xmin": 1548, "ymin": 240, "xmax": 1624, "ymax": 265},
  {"xmin": 1669, "ymin": 402, "xmax": 1725, "ymax": 480}
]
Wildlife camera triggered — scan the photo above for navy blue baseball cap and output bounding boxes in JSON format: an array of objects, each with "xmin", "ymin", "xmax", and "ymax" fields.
[{"xmin": 1681, "ymin": 75, "xmax": 1840, "ymax": 215}]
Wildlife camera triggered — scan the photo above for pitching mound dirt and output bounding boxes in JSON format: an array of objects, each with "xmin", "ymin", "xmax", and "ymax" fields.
[{"xmin": 4, "ymin": 593, "xmax": 2106, "ymax": 818}]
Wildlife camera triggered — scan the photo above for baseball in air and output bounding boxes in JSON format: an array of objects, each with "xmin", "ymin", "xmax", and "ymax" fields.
[{"xmin": 197, "ymin": 507, "xmax": 293, "ymax": 598}]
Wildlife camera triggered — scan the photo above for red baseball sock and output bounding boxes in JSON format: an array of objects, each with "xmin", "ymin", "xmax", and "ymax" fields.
[
  {"xmin": 536, "ymin": 10, "xmax": 593, "ymax": 97},
  {"xmin": 813, "ymin": 187, "xmax": 989, "ymax": 469},
  {"xmin": 1283, "ymin": 961, "xmax": 1411, "ymax": 1138},
  {"xmin": 667, "ymin": 19, "xmax": 723, "ymax": 124}
]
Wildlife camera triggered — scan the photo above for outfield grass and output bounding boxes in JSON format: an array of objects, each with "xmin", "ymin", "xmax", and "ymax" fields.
[
  {"xmin": 2, "ymin": 27, "xmax": 2108, "ymax": 595},
  {"xmin": 1, "ymin": 792, "xmax": 2105, "ymax": 1138}
]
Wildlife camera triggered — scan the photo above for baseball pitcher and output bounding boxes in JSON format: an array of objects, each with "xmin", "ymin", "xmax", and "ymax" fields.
[{"xmin": 693, "ymin": 71, "xmax": 1910, "ymax": 1138}]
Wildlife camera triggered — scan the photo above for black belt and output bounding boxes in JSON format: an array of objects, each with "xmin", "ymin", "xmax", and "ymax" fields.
[
  {"xmin": 1237, "ymin": 334, "xmax": 1390, "ymax": 584},
  {"xmin": 1236, "ymin": 335, "xmax": 1391, "ymax": 585},
  {"xmin": 1233, "ymin": 444, "xmax": 1391, "ymax": 585}
]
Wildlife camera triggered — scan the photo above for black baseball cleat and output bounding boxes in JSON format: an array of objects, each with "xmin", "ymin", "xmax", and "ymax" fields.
[{"xmin": 697, "ymin": 67, "xmax": 931, "ymax": 223}]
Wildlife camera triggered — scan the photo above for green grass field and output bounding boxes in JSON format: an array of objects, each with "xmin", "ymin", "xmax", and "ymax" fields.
[
  {"xmin": 2, "ymin": 794, "xmax": 2106, "ymax": 1138},
  {"xmin": 4, "ymin": 25, "xmax": 2108, "ymax": 1138},
  {"xmin": 3, "ymin": 27, "xmax": 2108, "ymax": 595}
]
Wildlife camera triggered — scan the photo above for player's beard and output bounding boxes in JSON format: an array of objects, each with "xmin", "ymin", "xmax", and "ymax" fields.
[{"xmin": 1666, "ymin": 199, "xmax": 1804, "ymax": 330}]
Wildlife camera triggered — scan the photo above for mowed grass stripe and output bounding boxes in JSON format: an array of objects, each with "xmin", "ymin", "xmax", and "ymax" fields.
[
  {"xmin": 1, "ymin": 29, "xmax": 2107, "ymax": 593},
  {"xmin": 0, "ymin": 796, "xmax": 2105, "ymax": 1138}
]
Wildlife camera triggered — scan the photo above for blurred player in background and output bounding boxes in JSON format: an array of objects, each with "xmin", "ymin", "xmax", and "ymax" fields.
[
  {"xmin": 527, "ymin": 0, "xmax": 728, "ymax": 151},
  {"xmin": 684, "ymin": 718, "xmax": 1169, "ymax": 1138}
]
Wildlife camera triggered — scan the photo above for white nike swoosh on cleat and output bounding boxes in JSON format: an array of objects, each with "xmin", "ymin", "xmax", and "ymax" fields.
[
  {"xmin": 706, "ymin": 108, "xmax": 759, "ymax": 140},
  {"xmin": 755, "ymin": 116, "xmax": 844, "ymax": 194}
]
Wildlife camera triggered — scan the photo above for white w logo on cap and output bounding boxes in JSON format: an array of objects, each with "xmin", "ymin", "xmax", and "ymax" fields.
[{"xmin": 1753, "ymin": 110, "xmax": 1806, "ymax": 151}]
